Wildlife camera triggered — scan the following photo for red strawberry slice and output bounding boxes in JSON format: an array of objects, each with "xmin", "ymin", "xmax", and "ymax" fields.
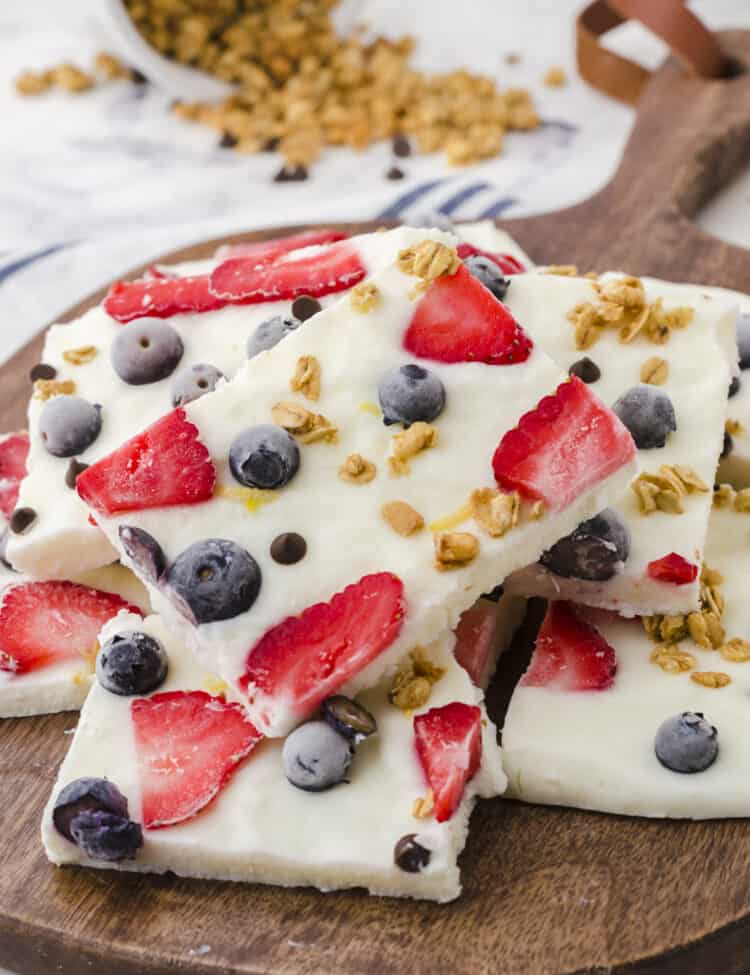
[
  {"xmin": 241, "ymin": 572, "xmax": 405, "ymax": 733},
  {"xmin": 103, "ymin": 275, "xmax": 225, "ymax": 324},
  {"xmin": 0, "ymin": 432, "xmax": 29, "ymax": 520},
  {"xmin": 647, "ymin": 553, "xmax": 698, "ymax": 585},
  {"xmin": 131, "ymin": 690, "xmax": 261, "ymax": 829},
  {"xmin": 453, "ymin": 598, "xmax": 505, "ymax": 690},
  {"xmin": 413, "ymin": 702, "xmax": 482, "ymax": 823},
  {"xmin": 456, "ymin": 242, "xmax": 525, "ymax": 275},
  {"xmin": 215, "ymin": 229, "xmax": 348, "ymax": 263},
  {"xmin": 0, "ymin": 581, "xmax": 143, "ymax": 675},
  {"xmin": 521, "ymin": 601, "xmax": 617, "ymax": 691},
  {"xmin": 209, "ymin": 242, "xmax": 366, "ymax": 303},
  {"xmin": 403, "ymin": 263, "xmax": 533, "ymax": 365},
  {"xmin": 492, "ymin": 376, "xmax": 636, "ymax": 511},
  {"xmin": 78, "ymin": 409, "xmax": 216, "ymax": 516}
]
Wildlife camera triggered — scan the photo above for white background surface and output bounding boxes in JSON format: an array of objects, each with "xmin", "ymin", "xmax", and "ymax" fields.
[{"xmin": 1, "ymin": 1, "xmax": 750, "ymax": 972}]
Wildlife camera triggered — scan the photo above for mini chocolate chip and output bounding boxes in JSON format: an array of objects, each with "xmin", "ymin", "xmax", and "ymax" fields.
[
  {"xmin": 291, "ymin": 296, "xmax": 322, "ymax": 321},
  {"xmin": 729, "ymin": 375, "xmax": 741, "ymax": 398},
  {"xmin": 219, "ymin": 131, "xmax": 238, "ymax": 149},
  {"xmin": 482, "ymin": 584, "xmax": 504, "ymax": 602},
  {"xmin": 392, "ymin": 134, "xmax": 412, "ymax": 158},
  {"xmin": 130, "ymin": 68, "xmax": 148, "ymax": 85},
  {"xmin": 273, "ymin": 165, "xmax": 308, "ymax": 183},
  {"xmin": 394, "ymin": 834, "xmax": 431, "ymax": 873},
  {"xmin": 10, "ymin": 507, "xmax": 37, "ymax": 535},
  {"xmin": 65, "ymin": 459, "xmax": 89, "ymax": 489},
  {"xmin": 263, "ymin": 136, "xmax": 280, "ymax": 152},
  {"xmin": 270, "ymin": 532, "xmax": 307, "ymax": 565},
  {"xmin": 722, "ymin": 431, "xmax": 733, "ymax": 459},
  {"xmin": 386, "ymin": 166, "xmax": 405, "ymax": 181},
  {"xmin": 29, "ymin": 363, "xmax": 57, "ymax": 382},
  {"xmin": 568, "ymin": 357, "xmax": 601, "ymax": 384}
]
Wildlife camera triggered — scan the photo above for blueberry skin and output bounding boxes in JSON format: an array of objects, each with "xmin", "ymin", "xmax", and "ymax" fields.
[
  {"xmin": 165, "ymin": 538, "xmax": 261, "ymax": 625},
  {"xmin": 612, "ymin": 385, "xmax": 677, "ymax": 449},
  {"xmin": 655, "ymin": 712, "xmax": 718, "ymax": 773},
  {"xmin": 97, "ymin": 630, "xmax": 168, "ymax": 696},
  {"xmin": 322, "ymin": 695, "xmax": 377, "ymax": 744},
  {"xmin": 111, "ymin": 320, "xmax": 184, "ymax": 385},
  {"xmin": 53, "ymin": 777, "xmax": 130, "ymax": 842},
  {"xmin": 283, "ymin": 720, "xmax": 353, "ymax": 792},
  {"xmin": 171, "ymin": 363, "xmax": 224, "ymax": 407},
  {"xmin": 540, "ymin": 508, "xmax": 631, "ymax": 581},
  {"xmin": 229, "ymin": 424, "xmax": 300, "ymax": 490},
  {"xmin": 378, "ymin": 364, "xmax": 446, "ymax": 427},
  {"xmin": 247, "ymin": 315, "xmax": 300, "ymax": 359},
  {"xmin": 119, "ymin": 525, "xmax": 166, "ymax": 583},
  {"xmin": 39, "ymin": 396, "xmax": 102, "ymax": 458},
  {"xmin": 69, "ymin": 810, "xmax": 143, "ymax": 862},
  {"xmin": 737, "ymin": 312, "xmax": 750, "ymax": 370},
  {"xmin": 463, "ymin": 255, "xmax": 509, "ymax": 301}
]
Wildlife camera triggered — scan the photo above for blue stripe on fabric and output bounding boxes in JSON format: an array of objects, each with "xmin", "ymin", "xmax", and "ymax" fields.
[
  {"xmin": 436, "ymin": 182, "xmax": 492, "ymax": 215},
  {"xmin": 0, "ymin": 241, "xmax": 76, "ymax": 285},
  {"xmin": 377, "ymin": 179, "xmax": 447, "ymax": 219},
  {"xmin": 477, "ymin": 197, "xmax": 517, "ymax": 219}
]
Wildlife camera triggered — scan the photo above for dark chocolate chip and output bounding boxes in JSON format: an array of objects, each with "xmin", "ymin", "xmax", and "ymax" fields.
[
  {"xmin": 10, "ymin": 507, "xmax": 37, "ymax": 535},
  {"xmin": 482, "ymin": 584, "xmax": 504, "ymax": 602},
  {"xmin": 386, "ymin": 166, "xmax": 405, "ymax": 181},
  {"xmin": 65, "ymin": 459, "xmax": 89, "ymax": 490},
  {"xmin": 30, "ymin": 363, "xmax": 57, "ymax": 383},
  {"xmin": 270, "ymin": 532, "xmax": 307, "ymax": 565},
  {"xmin": 568, "ymin": 357, "xmax": 601, "ymax": 384},
  {"xmin": 130, "ymin": 68, "xmax": 148, "ymax": 85},
  {"xmin": 119, "ymin": 526, "xmax": 167, "ymax": 583},
  {"xmin": 273, "ymin": 165, "xmax": 308, "ymax": 183},
  {"xmin": 219, "ymin": 131, "xmax": 238, "ymax": 149},
  {"xmin": 722, "ymin": 431, "xmax": 733, "ymax": 459},
  {"xmin": 291, "ymin": 296, "xmax": 322, "ymax": 322},
  {"xmin": 394, "ymin": 834, "xmax": 431, "ymax": 873},
  {"xmin": 729, "ymin": 375, "xmax": 741, "ymax": 398},
  {"xmin": 392, "ymin": 134, "xmax": 412, "ymax": 158},
  {"xmin": 263, "ymin": 136, "xmax": 280, "ymax": 152}
]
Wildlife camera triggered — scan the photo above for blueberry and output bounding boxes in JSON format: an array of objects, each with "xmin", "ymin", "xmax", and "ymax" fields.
[
  {"xmin": 612, "ymin": 386, "xmax": 676, "ymax": 449},
  {"xmin": 97, "ymin": 630, "xmax": 168, "ymax": 696},
  {"xmin": 654, "ymin": 712, "xmax": 718, "ymax": 773},
  {"xmin": 111, "ymin": 320, "xmax": 184, "ymax": 385},
  {"xmin": 164, "ymin": 538, "xmax": 261, "ymax": 625},
  {"xmin": 322, "ymin": 695, "xmax": 377, "ymax": 744},
  {"xmin": 463, "ymin": 255, "xmax": 509, "ymax": 301},
  {"xmin": 229, "ymin": 424, "xmax": 300, "ymax": 490},
  {"xmin": 378, "ymin": 364, "xmax": 446, "ymax": 427},
  {"xmin": 53, "ymin": 777, "xmax": 129, "ymax": 842},
  {"xmin": 283, "ymin": 720, "xmax": 353, "ymax": 792},
  {"xmin": 171, "ymin": 363, "xmax": 224, "ymax": 407},
  {"xmin": 119, "ymin": 525, "xmax": 166, "ymax": 583},
  {"xmin": 39, "ymin": 396, "xmax": 102, "ymax": 458},
  {"xmin": 540, "ymin": 508, "xmax": 631, "ymax": 581},
  {"xmin": 247, "ymin": 315, "xmax": 300, "ymax": 359},
  {"xmin": 394, "ymin": 833, "xmax": 431, "ymax": 873},
  {"xmin": 69, "ymin": 810, "xmax": 143, "ymax": 862},
  {"xmin": 737, "ymin": 312, "xmax": 750, "ymax": 369},
  {"xmin": 729, "ymin": 375, "xmax": 741, "ymax": 398}
]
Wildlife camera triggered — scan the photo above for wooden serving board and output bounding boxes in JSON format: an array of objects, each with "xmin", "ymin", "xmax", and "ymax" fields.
[{"xmin": 4, "ymin": 29, "xmax": 750, "ymax": 975}]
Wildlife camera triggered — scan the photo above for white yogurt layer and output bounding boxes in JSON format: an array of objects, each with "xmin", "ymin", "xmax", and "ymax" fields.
[
  {"xmin": 504, "ymin": 272, "xmax": 736, "ymax": 616},
  {"xmin": 503, "ymin": 504, "xmax": 750, "ymax": 819},
  {"xmin": 42, "ymin": 610, "xmax": 507, "ymax": 903}
]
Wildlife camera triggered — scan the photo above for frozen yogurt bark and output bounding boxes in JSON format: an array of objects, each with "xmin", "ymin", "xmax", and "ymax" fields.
[
  {"xmin": 503, "ymin": 271, "xmax": 736, "ymax": 617},
  {"xmin": 76, "ymin": 234, "xmax": 636, "ymax": 736},
  {"xmin": 503, "ymin": 499, "xmax": 750, "ymax": 818},
  {"xmin": 43, "ymin": 607, "xmax": 510, "ymax": 903}
]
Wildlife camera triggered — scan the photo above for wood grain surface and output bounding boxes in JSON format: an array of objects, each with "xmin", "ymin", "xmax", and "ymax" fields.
[{"xmin": 3, "ymin": 31, "xmax": 750, "ymax": 975}]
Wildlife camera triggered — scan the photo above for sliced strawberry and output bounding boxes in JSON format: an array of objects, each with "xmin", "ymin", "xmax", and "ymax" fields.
[
  {"xmin": 0, "ymin": 581, "xmax": 142, "ymax": 675},
  {"xmin": 131, "ymin": 690, "xmax": 261, "ymax": 829},
  {"xmin": 403, "ymin": 263, "xmax": 533, "ymax": 365},
  {"xmin": 521, "ymin": 601, "xmax": 617, "ymax": 691},
  {"xmin": 456, "ymin": 242, "xmax": 525, "ymax": 275},
  {"xmin": 209, "ymin": 242, "xmax": 366, "ymax": 303},
  {"xmin": 413, "ymin": 702, "xmax": 482, "ymax": 823},
  {"xmin": 453, "ymin": 598, "xmax": 504, "ymax": 689},
  {"xmin": 241, "ymin": 573, "xmax": 405, "ymax": 732},
  {"xmin": 215, "ymin": 229, "xmax": 348, "ymax": 263},
  {"xmin": 0, "ymin": 432, "xmax": 29, "ymax": 520},
  {"xmin": 647, "ymin": 553, "xmax": 698, "ymax": 585},
  {"xmin": 103, "ymin": 275, "xmax": 225, "ymax": 324},
  {"xmin": 77, "ymin": 409, "xmax": 216, "ymax": 516},
  {"xmin": 492, "ymin": 376, "xmax": 636, "ymax": 511}
]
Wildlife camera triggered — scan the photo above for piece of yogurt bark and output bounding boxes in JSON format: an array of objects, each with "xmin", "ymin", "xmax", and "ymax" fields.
[
  {"xmin": 503, "ymin": 497, "xmax": 750, "ymax": 818},
  {"xmin": 502, "ymin": 271, "xmax": 736, "ymax": 617},
  {"xmin": 43, "ymin": 601, "xmax": 515, "ymax": 903},
  {"xmin": 76, "ymin": 235, "xmax": 636, "ymax": 737},
  {"xmin": 9, "ymin": 224, "xmax": 530, "ymax": 581}
]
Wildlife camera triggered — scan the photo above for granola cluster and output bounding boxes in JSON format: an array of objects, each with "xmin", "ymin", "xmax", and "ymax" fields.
[
  {"xmin": 389, "ymin": 646, "xmax": 445, "ymax": 712},
  {"xmin": 632, "ymin": 464, "xmax": 708, "ymax": 516},
  {"xmin": 16, "ymin": 52, "xmax": 140, "ymax": 96}
]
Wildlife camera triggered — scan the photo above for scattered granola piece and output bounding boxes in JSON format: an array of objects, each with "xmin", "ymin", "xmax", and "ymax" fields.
[
  {"xmin": 469, "ymin": 487, "xmax": 520, "ymax": 538},
  {"xmin": 543, "ymin": 66, "xmax": 567, "ymax": 87},
  {"xmin": 15, "ymin": 70, "xmax": 53, "ymax": 96},
  {"xmin": 51, "ymin": 64, "xmax": 95, "ymax": 93},
  {"xmin": 720, "ymin": 638, "xmax": 750, "ymax": 663},
  {"xmin": 544, "ymin": 265, "xmax": 578, "ymax": 277},
  {"xmin": 390, "ymin": 646, "xmax": 445, "ymax": 712},
  {"xmin": 381, "ymin": 500, "xmax": 424, "ymax": 536},
  {"xmin": 691, "ymin": 671, "xmax": 731, "ymax": 688},
  {"xmin": 687, "ymin": 612, "xmax": 711, "ymax": 649},
  {"xmin": 350, "ymin": 281, "xmax": 381, "ymax": 312},
  {"xmin": 640, "ymin": 356, "xmax": 668, "ymax": 385},
  {"xmin": 95, "ymin": 52, "xmax": 132, "ymax": 80},
  {"xmin": 567, "ymin": 303, "xmax": 602, "ymax": 351},
  {"xmin": 290, "ymin": 355, "xmax": 321, "ymax": 401},
  {"xmin": 434, "ymin": 532, "xmax": 478, "ymax": 570},
  {"xmin": 734, "ymin": 488, "xmax": 750, "ymax": 512},
  {"xmin": 650, "ymin": 645, "xmax": 696, "ymax": 674},
  {"xmin": 398, "ymin": 241, "xmax": 460, "ymax": 282},
  {"xmin": 338, "ymin": 453, "xmax": 376, "ymax": 484},
  {"xmin": 714, "ymin": 483, "xmax": 736, "ymax": 509},
  {"xmin": 63, "ymin": 345, "xmax": 98, "ymax": 366},
  {"xmin": 726, "ymin": 418, "xmax": 745, "ymax": 437},
  {"xmin": 33, "ymin": 379, "xmax": 76, "ymax": 401},
  {"xmin": 389, "ymin": 421, "xmax": 437, "ymax": 475},
  {"xmin": 412, "ymin": 789, "xmax": 435, "ymax": 820},
  {"xmin": 271, "ymin": 401, "xmax": 337, "ymax": 444}
]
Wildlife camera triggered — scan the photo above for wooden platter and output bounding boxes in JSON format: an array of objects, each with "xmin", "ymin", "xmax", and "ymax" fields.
[{"xmin": 4, "ymin": 29, "xmax": 750, "ymax": 975}]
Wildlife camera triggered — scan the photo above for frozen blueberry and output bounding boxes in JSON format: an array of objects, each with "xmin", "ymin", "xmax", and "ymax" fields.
[
  {"xmin": 612, "ymin": 386, "xmax": 676, "ymax": 449},
  {"xmin": 378, "ymin": 364, "xmax": 446, "ymax": 427},
  {"xmin": 39, "ymin": 396, "xmax": 102, "ymax": 458},
  {"xmin": 654, "ymin": 712, "xmax": 718, "ymax": 773},
  {"xmin": 729, "ymin": 375, "xmax": 741, "ymax": 398},
  {"xmin": 119, "ymin": 525, "xmax": 166, "ymax": 583},
  {"xmin": 164, "ymin": 538, "xmax": 261, "ymax": 625},
  {"xmin": 229, "ymin": 424, "xmax": 300, "ymax": 490},
  {"xmin": 394, "ymin": 834, "xmax": 431, "ymax": 873},
  {"xmin": 171, "ymin": 363, "xmax": 224, "ymax": 407},
  {"xmin": 322, "ymin": 695, "xmax": 377, "ymax": 744},
  {"xmin": 737, "ymin": 312, "xmax": 750, "ymax": 369},
  {"xmin": 97, "ymin": 630, "xmax": 168, "ymax": 696},
  {"xmin": 70, "ymin": 810, "xmax": 143, "ymax": 862},
  {"xmin": 540, "ymin": 508, "xmax": 630, "ymax": 581},
  {"xmin": 283, "ymin": 720, "xmax": 353, "ymax": 792},
  {"xmin": 463, "ymin": 255, "xmax": 509, "ymax": 301},
  {"xmin": 111, "ymin": 320, "xmax": 184, "ymax": 385},
  {"xmin": 247, "ymin": 315, "xmax": 300, "ymax": 359},
  {"xmin": 53, "ymin": 777, "xmax": 129, "ymax": 842}
]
